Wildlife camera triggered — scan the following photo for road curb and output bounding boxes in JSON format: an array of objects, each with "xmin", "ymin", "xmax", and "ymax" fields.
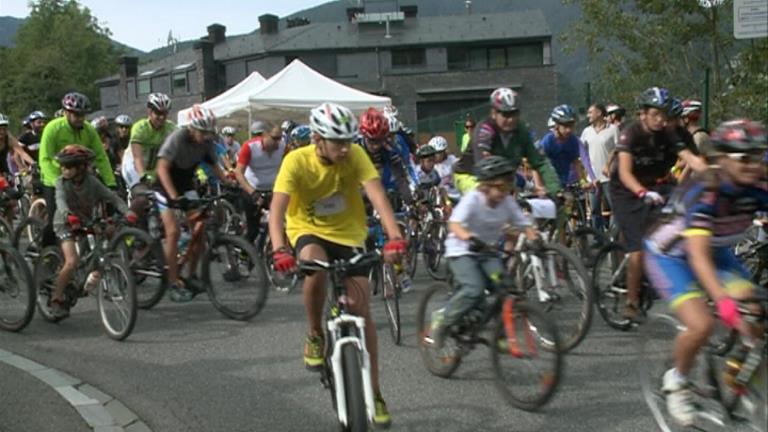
[{"xmin": 0, "ymin": 348, "xmax": 152, "ymax": 432}]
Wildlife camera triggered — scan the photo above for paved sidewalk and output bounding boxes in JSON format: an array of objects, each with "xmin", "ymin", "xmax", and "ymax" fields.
[{"xmin": 0, "ymin": 360, "xmax": 88, "ymax": 432}]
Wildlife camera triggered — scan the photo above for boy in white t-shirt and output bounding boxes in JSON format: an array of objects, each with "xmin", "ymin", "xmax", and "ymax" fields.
[{"xmin": 430, "ymin": 156, "xmax": 540, "ymax": 348}]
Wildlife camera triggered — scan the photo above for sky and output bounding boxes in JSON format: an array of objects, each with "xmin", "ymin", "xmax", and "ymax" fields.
[{"xmin": 0, "ymin": 0, "xmax": 329, "ymax": 51}]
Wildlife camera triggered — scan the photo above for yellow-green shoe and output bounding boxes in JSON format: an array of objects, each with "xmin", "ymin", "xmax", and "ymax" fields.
[
  {"xmin": 373, "ymin": 392, "xmax": 392, "ymax": 429},
  {"xmin": 303, "ymin": 335, "xmax": 324, "ymax": 370}
]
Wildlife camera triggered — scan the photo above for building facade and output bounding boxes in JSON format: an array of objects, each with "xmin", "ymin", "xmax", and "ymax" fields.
[{"xmin": 95, "ymin": 3, "xmax": 558, "ymax": 145}]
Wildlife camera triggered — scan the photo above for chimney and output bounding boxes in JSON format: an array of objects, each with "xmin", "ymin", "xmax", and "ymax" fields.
[
  {"xmin": 259, "ymin": 14, "xmax": 279, "ymax": 35},
  {"xmin": 193, "ymin": 40, "xmax": 218, "ymax": 99},
  {"xmin": 117, "ymin": 56, "xmax": 138, "ymax": 106},
  {"xmin": 207, "ymin": 23, "xmax": 226, "ymax": 44},
  {"xmin": 465, "ymin": 0, "xmax": 472, "ymax": 15}
]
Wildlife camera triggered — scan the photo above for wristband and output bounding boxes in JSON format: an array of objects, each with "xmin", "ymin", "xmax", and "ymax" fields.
[
  {"xmin": 273, "ymin": 245, "xmax": 290, "ymax": 254},
  {"xmin": 635, "ymin": 188, "xmax": 647, "ymax": 199}
]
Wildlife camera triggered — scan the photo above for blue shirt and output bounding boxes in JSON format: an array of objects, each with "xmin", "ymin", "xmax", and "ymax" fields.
[
  {"xmin": 540, "ymin": 132, "xmax": 595, "ymax": 186},
  {"xmin": 199, "ymin": 141, "xmax": 228, "ymax": 183}
]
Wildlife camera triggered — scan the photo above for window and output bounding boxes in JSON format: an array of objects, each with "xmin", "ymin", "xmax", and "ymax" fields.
[
  {"xmin": 447, "ymin": 47, "xmax": 469, "ymax": 70},
  {"xmin": 469, "ymin": 48, "xmax": 486, "ymax": 69},
  {"xmin": 507, "ymin": 43, "xmax": 543, "ymax": 67},
  {"xmin": 173, "ymin": 72, "xmax": 187, "ymax": 92},
  {"xmin": 138, "ymin": 79, "xmax": 150, "ymax": 95},
  {"xmin": 488, "ymin": 47, "xmax": 506, "ymax": 69},
  {"xmin": 391, "ymin": 48, "xmax": 425, "ymax": 68}
]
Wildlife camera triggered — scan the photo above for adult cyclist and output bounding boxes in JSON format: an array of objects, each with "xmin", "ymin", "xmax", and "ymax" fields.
[
  {"xmin": 453, "ymin": 87, "xmax": 561, "ymax": 196},
  {"xmin": 269, "ymin": 103, "xmax": 405, "ymax": 428},
  {"xmin": 16, "ymin": 110, "xmax": 46, "ymax": 169}
]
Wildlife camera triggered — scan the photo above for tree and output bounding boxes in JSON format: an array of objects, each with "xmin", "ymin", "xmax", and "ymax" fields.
[
  {"xmin": 562, "ymin": 0, "xmax": 767, "ymax": 124},
  {"xmin": 0, "ymin": 0, "xmax": 120, "ymax": 128}
]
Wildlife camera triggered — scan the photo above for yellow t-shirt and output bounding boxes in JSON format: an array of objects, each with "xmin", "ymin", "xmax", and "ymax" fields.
[{"xmin": 273, "ymin": 144, "xmax": 380, "ymax": 248}]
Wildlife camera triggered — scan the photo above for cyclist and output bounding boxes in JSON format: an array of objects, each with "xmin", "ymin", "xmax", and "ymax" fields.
[
  {"xmin": 668, "ymin": 98, "xmax": 706, "ymax": 183},
  {"xmin": 539, "ymin": 104, "xmax": 597, "ymax": 188},
  {"xmin": 681, "ymin": 99, "xmax": 712, "ymax": 155},
  {"xmin": 221, "ymin": 126, "xmax": 240, "ymax": 170},
  {"xmin": 17, "ymin": 110, "xmax": 47, "ymax": 168},
  {"xmin": 359, "ymin": 107, "xmax": 413, "ymax": 207},
  {"xmin": 91, "ymin": 116, "xmax": 120, "ymax": 171},
  {"xmin": 269, "ymin": 102, "xmax": 405, "ymax": 428},
  {"xmin": 460, "ymin": 117, "xmax": 476, "ymax": 153},
  {"xmin": 287, "ymin": 124, "xmax": 311, "ymax": 153},
  {"xmin": 644, "ymin": 119, "xmax": 767, "ymax": 427},
  {"xmin": 430, "ymin": 156, "xmax": 540, "ymax": 348},
  {"xmin": 50, "ymin": 145, "xmax": 134, "ymax": 319},
  {"xmin": 385, "ymin": 112, "xmax": 420, "ymax": 189},
  {"xmin": 281, "ymin": 119, "xmax": 296, "ymax": 144},
  {"xmin": 415, "ymin": 143, "xmax": 442, "ymax": 189},
  {"xmin": 154, "ymin": 105, "xmax": 231, "ymax": 302},
  {"xmin": 39, "ymin": 92, "xmax": 116, "ymax": 246},
  {"xmin": 610, "ymin": 87, "xmax": 705, "ymax": 320},
  {"xmin": 453, "ymin": 87, "xmax": 561, "ymax": 196},
  {"xmin": 114, "ymin": 114, "xmax": 133, "ymax": 161},
  {"xmin": 606, "ymin": 103, "xmax": 627, "ymax": 128},
  {"xmin": 234, "ymin": 121, "xmax": 286, "ymax": 242},
  {"xmin": 581, "ymin": 103, "xmax": 618, "ymax": 231},
  {"xmin": 127, "ymin": 92, "xmax": 175, "ymax": 218},
  {"xmin": 429, "ymin": 136, "xmax": 457, "ymax": 190},
  {"xmin": 0, "ymin": 113, "xmax": 36, "ymax": 177}
]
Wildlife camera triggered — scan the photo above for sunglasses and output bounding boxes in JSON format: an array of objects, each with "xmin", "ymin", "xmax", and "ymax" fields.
[
  {"xmin": 499, "ymin": 111, "xmax": 519, "ymax": 118},
  {"xmin": 270, "ymin": 135, "xmax": 282, "ymax": 141},
  {"xmin": 724, "ymin": 152, "xmax": 764, "ymax": 164},
  {"xmin": 117, "ymin": 125, "xmax": 130, "ymax": 129},
  {"xmin": 151, "ymin": 109, "xmax": 168, "ymax": 117},
  {"xmin": 465, "ymin": 124, "xmax": 474, "ymax": 129}
]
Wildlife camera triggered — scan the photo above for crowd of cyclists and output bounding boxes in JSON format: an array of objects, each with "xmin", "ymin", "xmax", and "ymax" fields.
[{"xmin": 0, "ymin": 81, "xmax": 765, "ymax": 430}]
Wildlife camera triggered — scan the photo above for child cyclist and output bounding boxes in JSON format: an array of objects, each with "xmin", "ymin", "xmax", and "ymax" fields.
[
  {"xmin": 644, "ymin": 119, "xmax": 768, "ymax": 426},
  {"xmin": 414, "ymin": 143, "xmax": 442, "ymax": 189},
  {"xmin": 50, "ymin": 145, "xmax": 136, "ymax": 318},
  {"xmin": 430, "ymin": 156, "xmax": 541, "ymax": 348}
]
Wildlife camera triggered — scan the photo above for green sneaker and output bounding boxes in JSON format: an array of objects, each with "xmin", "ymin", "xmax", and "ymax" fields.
[
  {"xmin": 373, "ymin": 392, "xmax": 392, "ymax": 428},
  {"xmin": 304, "ymin": 335, "xmax": 324, "ymax": 370}
]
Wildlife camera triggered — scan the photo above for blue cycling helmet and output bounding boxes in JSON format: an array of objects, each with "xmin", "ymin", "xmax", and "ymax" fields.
[
  {"xmin": 668, "ymin": 97, "xmax": 683, "ymax": 118},
  {"xmin": 550, "ymin": 104, "xmax": 577, "ymax": 125},
  {"xmin": 638, "ymin": 87, "xmax": 671, "ymax": 110},
  {"xmin": 290, "ymin": 124, "xmax": 312, "ymax": 146}
]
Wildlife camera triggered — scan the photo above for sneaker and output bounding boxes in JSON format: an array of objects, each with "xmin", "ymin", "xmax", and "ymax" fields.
[
  {"xmin": 622, "ymin": 302, "xmax": 640, "ymax": 320},
  {"xmin": 373, "ymin": 392, "xmax": 392, "ymax": 428},
  {"xmin": 662, "ymin": 368, "xmax": 696, "ymax": 426},
  {"xmin": 50, "ymin": 299, "xmax": 70, "ymax": 319},
  {"xmin": 429, "ymin": 308, "xmax": 446, "ymax": 349},
  {"xmin": 169, "ymin": 282, "xmax": 194, "ymax": 303},
  {"xmin": 304, "ymin": 335, "xmax": 324, "ymax": 370},
  {"xmin": 184, "ymin": 276, "xmax": 207, "ymax": 295}
]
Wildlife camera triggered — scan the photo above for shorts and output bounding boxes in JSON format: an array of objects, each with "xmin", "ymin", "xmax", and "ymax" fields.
[
  {"xmin": 454, "ymin": 173, "xmax": 478, "ymax": 194},
  {"xmin": 294, "ymin": 235, "xmax": 370, "ymax": 278},
  {"xmin": 644, "ymin": 245, "xmax": 754, "ymax": 309},
  {"xmin": 612, "ymin": 193, "xmax": 657, "ymax": 252},
  {"xmin": 153, "ymin": 190, "xmax": 200, "ymax": 213}
]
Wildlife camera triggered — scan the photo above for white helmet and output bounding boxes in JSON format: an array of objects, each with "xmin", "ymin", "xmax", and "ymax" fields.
[
  {"xmin": 0, "ymin": 113, "xmax": 9, "ymax": 126},
  {"xmin": 309, "ymin": 103, "xmax": 358, "ymax": 140},
  {"xmin": 186, "ymin": 105, "xmax": 216, "ymax": 132},
  {"xmin": 383, "ymin": 105, "xmax": 399, "ymax": 118},
  {"xmin": 147, "ymin": 92, "xmax": 172, "ymax": 112},
  {"xmin": 385, "ymin": 114, "xmax": 401, "ymax": 134},
  {"xmin": 115, "ymin": 114, "xmax": 133, "ymax": 127},
  {"xmin": 250, "ymin": 121, "xmax": 266, "ymax": 135},
  {"xmin": 221, "ymin": 126, "xmax": 236, "ymax": 136},
  {"xmin": 490, "ymin": 87, "xmax": 519, "ymax": 112},
  {"xmin": 428, "ymin": 136, "xmax": 449, "ymax": 152},
  {"xmin": 547, "ymin": 117, "xmax": 556, "ymax": 129}
]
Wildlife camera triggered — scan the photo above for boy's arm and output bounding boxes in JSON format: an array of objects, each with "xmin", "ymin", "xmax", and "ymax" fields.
[{"xmin": 94, "ymin": 178, "xmax": 129, "ymax": 214}]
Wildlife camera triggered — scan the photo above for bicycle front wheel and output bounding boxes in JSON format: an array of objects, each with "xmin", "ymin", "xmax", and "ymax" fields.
[
  {"xmin": 0, "ymin": 243, "xmax": 35, "ymax": 332},
  {"xmin": 11, "ymin": 216, "xmax": 45, "ymax": 267},
  {"xmin": 203, "ymin": 234, "xmax": 268, "ymax": 321},
  {"xmin": 592, "ymin": 243, "xmax": 633, "ymax": 330},
  {"xmin": 340, "ymin": 343, "xmax": 368, "ymax": 432},
  {"xmin": 423, "ymin": 221, "xmax": 449, "ymax": 281},
  {"xmin": 109, "ymin": 227, "xmax": 167, "ymax": 309},
  {"xmin": 97, "ymin": 258, "xmax": 138, "ymax": 341},
  {"xmin": 381, "ymin": 263, "xmax": 401, "ymax": 345},
  {"xmin": 33, "ymin": 246, "xmax": 65, "ymax": 323},
  {"xmin": 415, "ymin": 283, "xmax": 462, "ymax": 378},
  {"xmin": 491, "ymin": 299, "xmax": 562, "ymax": 411}
]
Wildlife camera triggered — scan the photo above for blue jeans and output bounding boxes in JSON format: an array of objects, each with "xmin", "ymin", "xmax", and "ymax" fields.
[
  {"xmin": 591, "ymin": 182, "xmax": 612, "ymax": 231},
  {"xmin": 443, "ymin": 255, "xmax": 504, "ymax": 327}
]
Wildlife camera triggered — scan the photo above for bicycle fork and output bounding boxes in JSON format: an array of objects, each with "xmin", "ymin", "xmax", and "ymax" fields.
[{"xmin": 327, "ymin": 313, "xmax": 375, "ymax": 427}]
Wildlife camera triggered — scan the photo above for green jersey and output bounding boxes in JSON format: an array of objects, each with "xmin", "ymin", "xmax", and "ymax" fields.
[
  {"xmin": 129, "ymin": 118, "xmax": 176, "ymax": 173},
  {"xmin": 39, "ymin": 117, "xmax": 116, "ymax": 187}
]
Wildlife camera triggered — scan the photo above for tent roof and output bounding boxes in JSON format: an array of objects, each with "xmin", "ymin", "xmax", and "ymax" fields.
[
  {"xmin": 177, "ymin": 71, "xmax": 266, "ymax": 125},
  {"xmin": 247, "ymin": 59, "xmax": 390, "ymax": 111}
]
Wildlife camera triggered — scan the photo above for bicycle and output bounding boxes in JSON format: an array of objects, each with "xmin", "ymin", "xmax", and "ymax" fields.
[
  {"xmin": 366, "ymin": 212, "xmax": 406, "ymax": 345},
  {"xmin": 33, "ymin": 216, "xmax": 138, "ymax": 340},
  {"xmin": 639, "ymin": 289, "xmax": 767, "ymax": 431},
  {"xmin": 0, "ymin": 241, "xmax": 35, "ymax": 332},
  {"xmin": 298, "ymin": 251, "xmax": 382, "ymax": 432},
  {"xmin": 248, "ymin": 189, "xmax": 300, "ymax": 293},
  {"xmin": 415, "ymin": 241, "xmax": 563, "ymax": 411}
]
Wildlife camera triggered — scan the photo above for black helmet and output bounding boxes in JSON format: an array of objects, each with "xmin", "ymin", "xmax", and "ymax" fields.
[
  {"xmin": 55, "ymin": 144, "xmax": 95, "ymax": 166},
  {"xmin": 710, "ymin": 119, "xmax": 767, "ymax": 154},
  {"xmin": 475, "ymin": 156, "xmax": 515, "ymax": 181},
  {"xmin": 637, "ymin": 87, "xmax": 671, "ymax": 110},
  {"xmin": 61, "ymin": 92, "xmax": 92, "ymax": 113},
  {"xmin": 416, "ymin": 144, "xmax": 438, "ymax": 158}
]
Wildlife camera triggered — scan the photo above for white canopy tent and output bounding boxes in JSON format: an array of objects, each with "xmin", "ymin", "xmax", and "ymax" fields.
[
  {"xmin": 248, "ymin": 59, "xmax": 391, "ymax": 113},
  {"xmin": 177, "ymin": 71, "xmax": 266, "ymax": 125}
]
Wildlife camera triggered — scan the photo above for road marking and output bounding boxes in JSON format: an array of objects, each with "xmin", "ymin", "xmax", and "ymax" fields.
[{"xmin": 0, "ymin": 348, "xmax": 152, "ymax": 432}]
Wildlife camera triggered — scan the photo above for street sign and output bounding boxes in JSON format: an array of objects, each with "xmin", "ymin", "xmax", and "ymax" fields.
[{"xmin": 734, "ymin": 0, "xmax": 767, "ymax": 39}]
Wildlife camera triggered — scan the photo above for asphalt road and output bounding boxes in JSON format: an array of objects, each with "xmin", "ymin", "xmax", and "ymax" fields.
[{"xmin": 1, "ymin": 268, "xmax": 662, "ymax": 432}]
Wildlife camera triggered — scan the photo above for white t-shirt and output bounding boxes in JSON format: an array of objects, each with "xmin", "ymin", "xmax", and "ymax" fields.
[
  {"xmin": 444, "ymin": 189, "xmax": 531, "ymax": 257},
  {"xmin": 434, "ymin": 154, "xmax": 457, "ymax": 186},
  {"xmin": 120, "ymin": 148, "xmax": 139, "ymax": 189},
  {"xmin": 580, "ymin": 123, "xmax": 618, "ymax": 183}
]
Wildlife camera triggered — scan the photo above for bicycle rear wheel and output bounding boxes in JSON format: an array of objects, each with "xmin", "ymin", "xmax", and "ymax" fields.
[
  {"xmin": 96, "ymin": 258, "xmax": 137, "ymax": 341},
  {"xmin": 109, "ymin": 227, "xmax": 167, "ymax": 309},
  {"xmin": 381, "ymin": 263, "xmax": 401, "ymax": 345},
  {"xmin": 423, "ymin": 221, "xmax": 448, "ymax": 281},
  {"xmin": 0, "ymin": 243, "xmax": 35, "ymax": 332},
  {"xmin": 340, "ymin": 343, "xmax": 368, "ymax": 432},
  {"xmin": 11, "ymin": 216, "xmax": 45, "ymax": 267},
  {"xmin": 203, "ymin": 234, "xmax": 268, "ymax": 321},
  {"xmin": 592, "ymin": 243, "xmax": 634, "ymax": 330},
  {"xmin": 415, "ymin": 283, "xmax": 462, "ymax": 378},
  {"xmin": 491, "ymin": 300, "xmax": 562, "ymax": 411}
]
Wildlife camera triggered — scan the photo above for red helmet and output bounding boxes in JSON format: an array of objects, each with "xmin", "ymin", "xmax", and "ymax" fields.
[{"xmin": 359, "ymin": 108, "xmax": 389, "ymax": 140}]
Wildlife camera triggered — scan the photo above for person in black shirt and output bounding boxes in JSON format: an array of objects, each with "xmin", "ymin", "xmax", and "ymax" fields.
[
  {"xmin": 610, "ymin": 87, "xmax": 706, "ymax": 320},
  {"xmin": 17, "ymin": 110, "xmax": 46, "ymax": 169}
]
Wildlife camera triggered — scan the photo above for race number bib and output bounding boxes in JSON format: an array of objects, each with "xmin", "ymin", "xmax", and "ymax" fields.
[{"xmin": 313, "ymin": 193, "xmax": 346, "ymax": 216}]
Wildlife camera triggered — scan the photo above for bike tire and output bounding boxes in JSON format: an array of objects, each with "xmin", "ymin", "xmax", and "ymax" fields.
[
  {"xmin": 33, "ymin": 246, "xmax": 65, "ymax": 323},
  {"xmin": 11, "ymin": 216, "xmax": 45, "ymax": 267},
  {"xmin": 406, "ymin": 223, "xmax": 419, "ymax": 279},
  {"xmin": 423, "ymin": 222, "xmax": 448, "ymax": 281},
  {"xmin": 262, "ymin": 234, "xmax": 299, "ymax": 293},
  {"xmin": 592, "ymin": 243, "xmax": 633, "ymax": 331},
  {"xmin": 203, "ymin": 234, "xmax": 268, "ymax": 321},
  {"xmin": 96, "ymin": 258, "xmax": 137, "ymax": 341},
  {"xmin": 381, "ymin": 263, "xmax": 401, "ymax": 345},
  {"xmin": 491, "ymin": 300, "xmax": 563, "ymax": 411},
  {"xmin": 0, "ymin": 216, "xmax": 13, "ymax": 241},
  {"xmin": 27, "ymin": 198, "xmax": 47, "ymax": 222},
  {"xmin": 108, "ymin": 227, "xmax": 167, "ymax": 310},
  {"xmin": 0, "ymin": 243, "xmax": 35, "ymax": 332},
  {"xmin": 569, "ymin": 226, "xmax": 607, "ymax": 268},
  {"xmin": 340, "ymin": 343, "xmax": 368, "ymax": 432},
  {"xmin": 415, "ymin": 283, "xmax": 462, "ymax": 378}
]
